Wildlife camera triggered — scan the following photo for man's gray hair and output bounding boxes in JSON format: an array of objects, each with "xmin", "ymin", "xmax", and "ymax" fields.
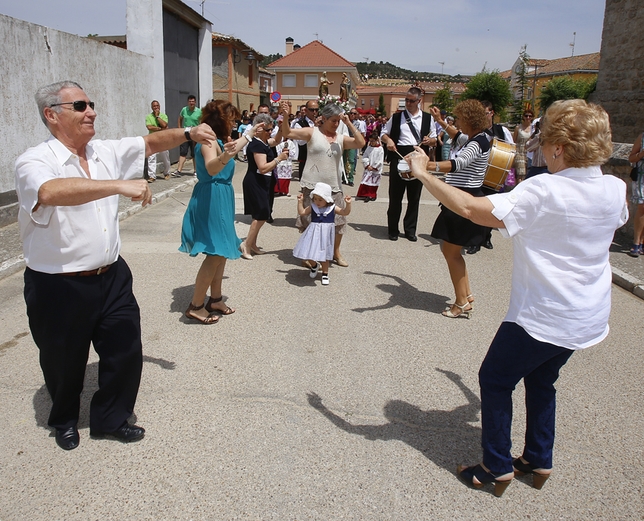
[
  {"xmin": 253, "ymin": 113, "xmax": 274, "ymax": 127},
  {"xmin": 35, "ymin": 81, "xmax": 83, "ymax": 127},
  {"xmin": 320, "ymin": 103, "xmax": 344, "ymax": 119}
]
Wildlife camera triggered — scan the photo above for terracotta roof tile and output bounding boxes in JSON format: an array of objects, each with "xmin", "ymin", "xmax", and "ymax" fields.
[
  {"xmin": 267, "ymin": 40, "xmax": 354, "ymax": 68},
  {"xmin": 533, "ymin": 52, "xmax": 600, "ymax": 74}
]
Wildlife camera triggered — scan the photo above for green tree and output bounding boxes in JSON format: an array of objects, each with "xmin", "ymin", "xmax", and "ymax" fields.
[
  {"xmin": 460, "ymin": 69, "xmax": 512, "ymax": 120},
  {"xmin": 433, "ymin": 83, "xmax": 455, "ymax": 114},
  {"xmin": 538, "ymin": 76, "xmax": 597, "ymax": 112},
  {"xmin": 377, "ymin": 93, "xmax": 387, "ymax": 117}
]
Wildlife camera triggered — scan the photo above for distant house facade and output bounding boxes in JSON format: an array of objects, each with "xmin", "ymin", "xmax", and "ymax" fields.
[
  {"xmin": 504, "ymin": 52, "xmax": 600, "ymax": 113},
  {"xmin": 356, "ymin": 82, "xmax": 466, "ymax": 116},
  {"xmin": 267, "ymin": 38, "xmax": 359, "ymax": 110},
  {"xmin": 211, "ymin": 32, "xmax": 264, "ymax": 112}
]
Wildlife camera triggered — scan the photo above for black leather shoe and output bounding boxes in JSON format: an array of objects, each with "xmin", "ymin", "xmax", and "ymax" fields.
[
  {"xmin": 91, "ymin": 422, "xmax": 145, "ymax": 443},
  {"xmin": 388, "ymin": 234, "xmax": 399, "ymax": 241},
  {"xmin": 405, "ymin": 234, "xmax": 418, "ymax": 242},
  {"xmin": 55, "ymin": 426, "xmax": 79, "ymax": 451},
  {"xmin": 483, "ymin": 240, "xmax": 493, "ymax": 249},
  {"xmin": 465, "ymin": 245, "xmax": 480, "ymax": 254}
]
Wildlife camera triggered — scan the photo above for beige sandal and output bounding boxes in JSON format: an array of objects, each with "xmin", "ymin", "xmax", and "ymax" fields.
[{"xmin": 442, "ymin": 302, "xmax": 473, "ymax": 319}]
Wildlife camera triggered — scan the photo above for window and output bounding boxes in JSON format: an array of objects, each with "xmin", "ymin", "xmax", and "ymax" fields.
[
  {"xmin": 398, "ymin": 98, "xmax": 406, "ymax": 110},
  {"xmin": 282, "ymin": 74, "xmax": 296, "ymax": 88},
  {"xmin": 304, "ymin": 74, "xmax": 318, "ymax": 88}
]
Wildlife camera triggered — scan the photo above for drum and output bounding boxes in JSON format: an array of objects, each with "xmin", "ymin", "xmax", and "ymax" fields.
[
  {"xmin": 398, "ymin": 159, "xmax": 414, "ymax": 180},
  {"xmin": 483, "ymin": 138, "xmax": 516, "ymax": 191}
]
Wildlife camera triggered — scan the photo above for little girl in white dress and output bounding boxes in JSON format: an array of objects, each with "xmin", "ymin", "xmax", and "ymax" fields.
[{"xmin": 293, "ymin": 182, "xmax": 352, "ymax": 285}]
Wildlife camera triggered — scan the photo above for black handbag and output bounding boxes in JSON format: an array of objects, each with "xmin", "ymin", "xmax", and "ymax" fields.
[{"xmin": 630, "ymin": 166, "xmax": 639, "ymax": 181}]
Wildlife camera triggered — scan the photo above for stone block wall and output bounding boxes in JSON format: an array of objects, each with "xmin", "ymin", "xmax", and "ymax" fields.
[{"xmin": 592, "ymin": 0, "xmax": 644, "ymax": 143}]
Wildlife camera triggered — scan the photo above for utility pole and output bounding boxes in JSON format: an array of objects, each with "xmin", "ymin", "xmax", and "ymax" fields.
[
  {"xmin": 438, "ymin": 61, "xmax": 445, "ymax": 75},
  {"xmin": 570, "ymin": 32, "xmax": 576, "ymax": 57}
]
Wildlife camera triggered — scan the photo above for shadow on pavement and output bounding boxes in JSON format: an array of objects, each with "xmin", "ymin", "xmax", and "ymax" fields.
[
  {"xmin": 307, "ymin": 368, "xmax": 481, "ymax": 475},
  {"xmin": 352, "ymin": 271, "xmax": 450, "ymax": 314},
  {"xmin": 33, "ymin": 357, "xmax": 175, "ymax": 431}
]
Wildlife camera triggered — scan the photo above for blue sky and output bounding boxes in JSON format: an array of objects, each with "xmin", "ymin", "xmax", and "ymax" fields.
[{"xmin": 0, "ymin": 0, "xmax": 606, "ymax": 75}]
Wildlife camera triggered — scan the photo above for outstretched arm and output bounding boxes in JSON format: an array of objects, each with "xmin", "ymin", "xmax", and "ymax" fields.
[{"xmin": 406, "ymin": 146, "xmax": 504, "ymax": 229}]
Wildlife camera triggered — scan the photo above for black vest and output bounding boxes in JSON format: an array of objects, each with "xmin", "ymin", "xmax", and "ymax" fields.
[
  {"xmin": 296, "ymin": 117, "xmax": 310, "ymax": 167},
  {"xmin": 387, "ymin": 111, "xmax": 432, "ymax": 161}
]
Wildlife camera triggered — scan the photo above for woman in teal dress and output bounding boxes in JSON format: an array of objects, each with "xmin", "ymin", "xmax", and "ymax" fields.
[{"xmin": 180, "ymin": 100, "xmax": 260, "ymax": 324}]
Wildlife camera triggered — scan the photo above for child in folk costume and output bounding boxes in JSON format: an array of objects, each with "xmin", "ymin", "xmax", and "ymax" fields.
[
  {"xmin": 274, "ymin": 139, "xmax": 298, "ymax": 196},
  {"xmin": 356, "ymin": 133, "xmax": 384, "ymax": 202},
  {"xmin": 293, "ymin": 182, "xmax": 352, "ymax": 286}
]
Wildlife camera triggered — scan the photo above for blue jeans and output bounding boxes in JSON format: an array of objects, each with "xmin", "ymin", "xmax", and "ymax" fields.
[{"xmin": 479, "ymin": 322, "xmax": 574, "ymax": 474}]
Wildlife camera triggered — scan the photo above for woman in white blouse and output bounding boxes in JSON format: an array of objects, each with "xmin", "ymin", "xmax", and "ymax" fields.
[{"xmin": 408, "ymin": 99, "xmax": 627, "ymax": 496}]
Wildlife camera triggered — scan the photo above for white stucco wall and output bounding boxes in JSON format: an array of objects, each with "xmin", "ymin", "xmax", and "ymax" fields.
[
  {"xmin": 126, "ymin": 0, "xmax": 166, "ymax": 105},
  {"xmin": 0, "ymin": 14, "xmax": 154, "ymax": 195}
]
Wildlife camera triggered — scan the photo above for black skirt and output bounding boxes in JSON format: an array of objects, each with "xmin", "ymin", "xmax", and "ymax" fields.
[{"xmin": 431, "ymin": 186, "xmax": 490, "ymax": 247}]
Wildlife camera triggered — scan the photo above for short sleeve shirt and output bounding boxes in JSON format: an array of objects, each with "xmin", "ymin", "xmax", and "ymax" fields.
[
  {"xmin": 145, "ymin": 112, "xmax": 169, "ymax": 133},
  {"xmin": 180, "ymin": 106, "xmax": 202, "ymax": 127},
  {"xmin": 15, "ymin": 136, "xmax": 146, "ymax": 273},
  {"xmin": 487, "ymin": 166, "xmax": 628, "ymax": 349}
]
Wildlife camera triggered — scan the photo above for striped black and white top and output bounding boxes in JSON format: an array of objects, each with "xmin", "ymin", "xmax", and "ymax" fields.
[{"xmin": 445, "ymin": 132, "xmax": 490, "ymax": 189}]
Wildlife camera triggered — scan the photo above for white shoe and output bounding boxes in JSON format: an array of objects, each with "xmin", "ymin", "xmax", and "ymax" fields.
[
  {"xmin": 309, "ymin": 262, "xmax": 320, "ymax": 278},
  {"xmin": 321, "ymin": 274, "xmax": 329, "ymax": 285}
]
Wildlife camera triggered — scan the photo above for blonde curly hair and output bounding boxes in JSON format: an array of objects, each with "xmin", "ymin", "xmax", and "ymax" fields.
[{"xmin": 540, "ymin": 100, "xmax": 613, "ymax": 167}]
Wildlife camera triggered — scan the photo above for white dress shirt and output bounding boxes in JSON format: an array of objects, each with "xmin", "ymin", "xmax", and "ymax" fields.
[
  {"xmin": 381, "ymin": 110, "xmax": 436, "ymax": 145},
  {"xmin": 487, "ymin": 166, "xmax": 628, "ymax": 349},
  {"xmin": 15, "ymin": 136, "xmax": 145, "ymax": 273}
]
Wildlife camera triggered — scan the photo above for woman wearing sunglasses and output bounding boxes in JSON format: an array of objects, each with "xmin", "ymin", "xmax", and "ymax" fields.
[{"xmin": 241, "ymin": 113, "xmax": 290, "ymax": 259}]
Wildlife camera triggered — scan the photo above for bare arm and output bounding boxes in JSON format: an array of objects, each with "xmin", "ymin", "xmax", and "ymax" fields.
[
  {"xmin": 296, "ymin": 193, "xmax": 312, "ymax": 216},
  {"xmin": 341, "ymin": 114, "xmax": 366, "ymax": 150},
  {"xmin": 406, "ymin": 147, "xmax": 504, "ymax": 229},
  {"xmin": 143, "ymin": 124, "xmax": 216, "ymax": 157},
  {"xmin": 334, "ymin": 196, "xmax": 352, "ymax": 216},
  {"xmin": 429, "ymin": 106, "xmax": 459, "ymax": 139},
  {"xmin": 202, "ymin": 125, "xmax": 261, "ymax": 175},
  {"xmin": 254, "ymin": 148, "xmax": 289, "ymax": 175},
  {"xmin": 280, "ymin": 102, "xmax": 313, "ymax": 142},
  {"xmin": 629, "ymin": 133, "xmax": 644, "ymax": 163}
]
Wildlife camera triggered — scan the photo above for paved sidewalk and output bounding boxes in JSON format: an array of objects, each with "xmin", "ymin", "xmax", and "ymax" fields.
[{"xmin": 3, "ymin": 160, "xmax": 644, "ymax": 300}]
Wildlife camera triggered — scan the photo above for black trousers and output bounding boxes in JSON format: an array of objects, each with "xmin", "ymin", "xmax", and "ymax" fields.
[
  {"xmin": 24, "ymin": 257, "xmax": 143, "ymax": 432},
  {"xmin": 387, "ymin": 145, "xmax": 423, "ymax": 236}
]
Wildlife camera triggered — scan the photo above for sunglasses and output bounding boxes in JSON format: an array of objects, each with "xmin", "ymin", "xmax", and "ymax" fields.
[
  {"xmin": 50, "ymin": 100, "xmax": 95, "ymax": 112},
  {"xmin": 307, "ymin": 107, "xmax": 319, "ymax": 112},
  {"xmin": 524, "ymin": 114, "xmax": 534, "ymax": 118},
  {"xmin": 404, "ymin": 98, "xmax": 419, "ymax": 103},
  {"xmin": 263, "ymin": 127, "xmax": 274, "ymax": 132}
]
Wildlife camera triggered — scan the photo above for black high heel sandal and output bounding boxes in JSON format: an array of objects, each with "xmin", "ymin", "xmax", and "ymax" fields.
[
  {"xmin": 513, "ymin": 457, "xmax": 551, "ymax": 490},
  {"xmin": 457, "ymin": 464, "xmax": 513, "ymax": 497}
]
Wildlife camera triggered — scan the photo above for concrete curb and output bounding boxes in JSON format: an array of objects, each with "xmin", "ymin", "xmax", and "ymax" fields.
[
  {"xmin": 612, "ymin": 266, "xmax": 644, "ymax": 299},
  {"xmin": 0, "ymin": 178, "xmax": 197, "ymax": 282}
]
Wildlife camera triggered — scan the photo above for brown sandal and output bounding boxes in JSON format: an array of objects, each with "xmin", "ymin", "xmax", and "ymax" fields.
[
  {"xmin": 205, "ymin": 296, "xmax": 235, "ymax": 315},
  {"xmin": 185, "ymin": 303, "xmax": 219, "ymax": 324}
]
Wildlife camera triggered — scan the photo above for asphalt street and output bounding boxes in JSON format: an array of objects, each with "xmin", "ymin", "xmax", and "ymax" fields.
[{"xmin": 0, "ymin": 163, "xmax": 643, "ymax": 520}]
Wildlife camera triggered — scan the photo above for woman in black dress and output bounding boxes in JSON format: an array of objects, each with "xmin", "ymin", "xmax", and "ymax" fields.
[
  {"xmin": 424, "ymin": 100, "xmax": 491, "ymax": 318},
  {"xmin": 241, "ymin": 113, "xmax": 289, "ymax": 258}
]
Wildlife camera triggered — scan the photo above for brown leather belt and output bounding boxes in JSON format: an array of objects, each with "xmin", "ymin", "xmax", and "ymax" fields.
[{"xmin": 60, "ymin": 263, "xmax": 113, "ymax": 276}]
